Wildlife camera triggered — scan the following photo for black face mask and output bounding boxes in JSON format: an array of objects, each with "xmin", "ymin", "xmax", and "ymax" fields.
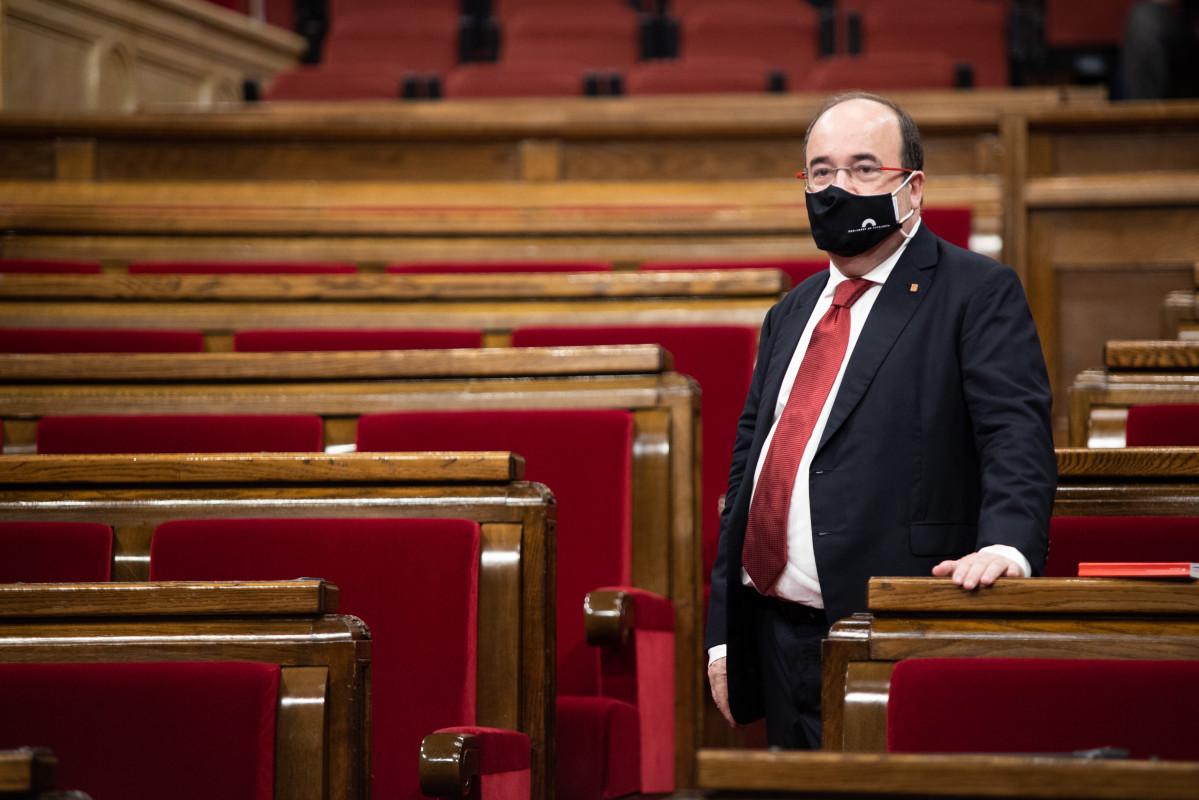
[{"xmin": 805, "ymin": 174, "xmax": 916, "ymax": 257}]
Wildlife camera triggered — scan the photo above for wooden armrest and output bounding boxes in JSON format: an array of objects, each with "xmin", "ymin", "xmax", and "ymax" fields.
[
  {"xmin": 0, "ymin": 747, "xmax": 57, "ymax": 793},
  {"xmin": 583, "ymin": 587, "xmax": 673, "ymax": 646},
  {"xmin": 867, "ymin": 577, "xmax": 1199, "ymax": 615},
  {"xmin": 0, "ymin": 580, "xmax": 339, "ymax": 618},
  {"xmin": 419, "ymin": 733, "xmax": 479, "ymax": 799},
  {"xmin": 584, "ymin": 590, "xmax": 632, "ymax": 646}
]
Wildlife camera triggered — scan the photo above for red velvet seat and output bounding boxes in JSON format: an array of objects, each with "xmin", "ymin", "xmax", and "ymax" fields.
[
  {"xmin": 1124, "ymin": 404, "xmax": 1199, "ymax": 446},
  {"xmin": 509, "ymin": 326, "xmax": 758, "ymax": 628},
  {"xmin": 0, "ymin": 522, "xmax": 112, "ymax": 582},
  {"xmin": 0, "ymin": 258, "xmax": 102, "ymax": 274},
  {"xmin": 356, "ymin": 410, "xmax": 674, "ymax": 800},
  {"xmin": 1045, "ymin": 0, "xmax": 1141, "ymax": 47},
  {"xmin": 126, "ymin": 261, "xmax": 357, "ymax": 274},
  {"xmin": 844, "ymin": 0, "xmax": 1009, "ymax": 86},
  {"xmin": 501, "ymin": 3, "xmax": 643, "ymax": 72},
  {"xmin": 321, "ymin": 6, "xmax": 463, "ymax": 73},
  {"xmin": 800, "ymin": 51, "xmax": 961, "ymax": 92},
  {"xmin": 678, "ymin": 0, "xmax": 820, "ymax": 88},
  {"xmin": 233, "ymin": 328, "xmax": 483, "ymax": 351},
  {"xmin": 149, "ymin": 517, "xmax": 530, "ymax": 800},
  {"xmin": 887, "ymin": 658, "xmax": 1199, "ymax": 760},
  {"xmin": 626, "ymin": 56, "xmax": 781, "ymax": 95},
  {"xmin": 0, "ymin": 328, "xmax": 205, "ymax": 353},
  {"xmin": 638, "ymin": 257, "xmax": 826, "ymax": 291},
  {"xmin": 265, "ymin": 65, "xmax": 402, "ymax": 101},
  {"xmin": 443, "ymin": 62, "xmax": 587, "ymax": 98},
  {"xmin": 0, "ymin": 661, "xmax": 280, "ymax": 800},
  {"xmin": 385, "ymin": 260, "xmax": 612, "ymax": 274},
  {"xmin": 1045, "ymin": 516, "xmax": 1199, "ymax": 577},
  {"xmin": 36, "ymin": 415, "xmax": 325, "ymax": 455}
]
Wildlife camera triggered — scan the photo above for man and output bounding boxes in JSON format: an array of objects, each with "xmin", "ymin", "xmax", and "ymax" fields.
[{"xmin": 705, "ymin": 92, "xmax": 1057, "ymax": 749}]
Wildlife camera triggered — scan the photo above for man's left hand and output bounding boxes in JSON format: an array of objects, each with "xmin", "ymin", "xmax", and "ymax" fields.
[{"xmin": 931, "ymin": 551, "xmax": 1020, "ymax": 590}]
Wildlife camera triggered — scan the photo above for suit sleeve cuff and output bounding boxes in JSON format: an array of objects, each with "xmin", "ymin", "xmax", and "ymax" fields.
[
  {"xmin": 708, "ymin": 644, "xmax": 728, "ymax": 667},
  {"xmin": 979, "ymin": 544, "xmax": 1031, "ymax": 577}
]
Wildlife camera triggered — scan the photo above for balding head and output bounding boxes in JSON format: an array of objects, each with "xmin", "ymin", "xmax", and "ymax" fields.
[{"xmin": 803, "ymin": 92, "xmax": 924, "ymax": 173}]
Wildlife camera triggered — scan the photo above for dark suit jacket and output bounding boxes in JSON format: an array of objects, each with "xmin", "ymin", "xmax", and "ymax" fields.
[{"xmin": 705, "ymin": 225, "xmax": 1057, "ymax": 724}]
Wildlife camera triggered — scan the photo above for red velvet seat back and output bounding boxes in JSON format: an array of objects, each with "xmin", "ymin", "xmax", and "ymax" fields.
[
  {"xmin": 0, "ymin": 258, "xmax": 102, "ymax": 273},
  {"xmin": 509, "ymin": 326, "xmax": 756, "ymax": 614},
  {"xmin": 1125, "ymin": 404, "xmax": 1199, "ymax": 446},
  {"xmin": 503, "ymin": 3, "xmax": 642, "ymax": 70},
  {"xmin": 801, "ymin": 51, "xmax": 961, "ymax": 92},
  {"xmin": 233, "ymin": 328, "xmax": 483, "ymax": 351},
  {"xmin": 1045, "ymin": 516, "xmax": 1199, "ymax": 577},
  {"xmin": 36, "ymin": 414, "xmax": 324, "ymax": 454},
  {"xmin": 846, "ymin": 0, "xmax": 1009, "ymax": 86},
  {"xmin": 887, "ymin": 658, "xmax": 1199, "ymax": 760},
  {"xmin": 126, "ymin": 261, "xmax": 357, "ymax": 274},
  {"xmin": 149, "ymin": 517, "xmax": 481, "ymax": 800},
  {"xmin": 356, "ymin": 409, "xmax": 633, "ymax": 697},
  {"xmin": 0, "ymin": 328, "xmax": 204, "ymax": 353},
  {"xmin": 0, "ymin": 661, "xmax": 279, "ymax": 800},
  {"xmin": 680, "ymin": 0, "xmax": 820, "ymax": 85},
  {"xmin": 920, "ymin": 208, "xmax": 972, "ymax": 250},
  {"xmin": 0, "ymin": 522, "xmax": 112, "ymax": 582},
  {"xmin": 1045, "ymin": 0, "xmax": 1140, "ymax": 46}
]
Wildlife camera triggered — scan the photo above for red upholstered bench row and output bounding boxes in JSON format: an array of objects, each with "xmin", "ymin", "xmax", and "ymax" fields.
[
  {"xmin": 888, "ymin": 658, "xmax": 1199, "ymax": 761},
  {"xmin": 5, "ymin": 407, "xmax": 681, "ymax": 800}
]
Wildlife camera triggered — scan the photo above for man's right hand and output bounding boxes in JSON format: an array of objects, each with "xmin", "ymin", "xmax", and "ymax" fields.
[{"xmin": 708, "ymin": 656, "xmax": 740, "ymax": 728}]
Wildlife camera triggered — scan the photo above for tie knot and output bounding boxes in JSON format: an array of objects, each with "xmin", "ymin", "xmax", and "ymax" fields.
[{"xmin": 831, "ymin": 278, "xmax": 874, "ymax": 309}]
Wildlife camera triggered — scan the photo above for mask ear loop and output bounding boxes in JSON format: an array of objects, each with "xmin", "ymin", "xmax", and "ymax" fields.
[{"xmin": 890, "ymin": 171, "xmax": 919, "ymax": 239}]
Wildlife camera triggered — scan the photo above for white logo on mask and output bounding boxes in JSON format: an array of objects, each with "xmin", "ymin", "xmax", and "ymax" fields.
[{"xmin": 861, "ymin": 218, "xmax": 877, "ymax": 227}]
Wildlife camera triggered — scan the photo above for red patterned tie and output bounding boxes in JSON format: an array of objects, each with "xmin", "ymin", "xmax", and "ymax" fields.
[{"xmin": 742, "ymin": 277, "xmax": 876, "ymax": 592}]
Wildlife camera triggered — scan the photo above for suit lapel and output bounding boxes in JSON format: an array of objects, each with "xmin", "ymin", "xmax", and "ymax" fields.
[{"xmin": 818, "ymin": 227, "xmax": 939, "ymax": 449}]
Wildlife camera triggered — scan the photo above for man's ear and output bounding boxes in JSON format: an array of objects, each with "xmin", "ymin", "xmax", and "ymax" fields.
[{"xmin": 909, "ymin": 170, "xmax": 926, "ymax": 209}]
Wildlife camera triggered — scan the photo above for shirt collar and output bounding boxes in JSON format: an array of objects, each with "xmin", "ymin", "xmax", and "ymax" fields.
[{"xmin": 827, "ymin": 218, "xmax": 922, "ymax": 291}]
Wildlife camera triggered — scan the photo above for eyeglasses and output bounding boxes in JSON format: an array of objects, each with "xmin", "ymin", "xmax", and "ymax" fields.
[{"xmin": 797, "ymin": 164, "xmax": 915, "ymax": 191}]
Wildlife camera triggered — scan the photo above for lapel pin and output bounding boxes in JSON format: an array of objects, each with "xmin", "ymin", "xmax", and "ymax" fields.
[{"xmin": 910, "ymin": 283, "xmax": 919, "ymax": 293}]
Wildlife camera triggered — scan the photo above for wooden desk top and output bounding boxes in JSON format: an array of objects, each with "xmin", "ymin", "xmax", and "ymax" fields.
[{"xmin": 0, "ymin": 580, "xmax": 338, "ymax": 618}]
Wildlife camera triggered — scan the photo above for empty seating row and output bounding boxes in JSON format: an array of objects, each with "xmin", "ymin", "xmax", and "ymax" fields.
[
  {"xmin": 0, "ymin": 453, "xmax": 549, "ymax": 800},
  {"xmin": 0, "ymin": 345, "xmax": 702, "ymax": 793},
  {"xmin": 264, "ymin": 0, "xmax": 1010, "ymax": 99}
]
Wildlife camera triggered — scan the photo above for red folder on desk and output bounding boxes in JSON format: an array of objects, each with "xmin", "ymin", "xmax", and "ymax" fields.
[{"xmin": 1078, "ymin": 562, "xmax": 1199, "ymax": 578}]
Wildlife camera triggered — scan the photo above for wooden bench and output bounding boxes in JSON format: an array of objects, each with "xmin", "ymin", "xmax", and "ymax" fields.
[
  {"xmin": 1068, "ymin": 341, "xmax": 1199, "ymax": 446},
  {"xmin": 821, "ymin": 447, "xmax": 1199, "ymax": 753},
  {"xmin": 0, "ymin": 344, "xmax": 703, "ymax": 790},
  {"xmin": 1, "ymin": 89, "xmax": 1104, "ymax": 264},
  {"xmin": 0, "ymin": 451, "xmax": 552, "ymax": 800},
  {"xmin": 0, "ymin": 270, "xmax": 786, "ymax": 350}
]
